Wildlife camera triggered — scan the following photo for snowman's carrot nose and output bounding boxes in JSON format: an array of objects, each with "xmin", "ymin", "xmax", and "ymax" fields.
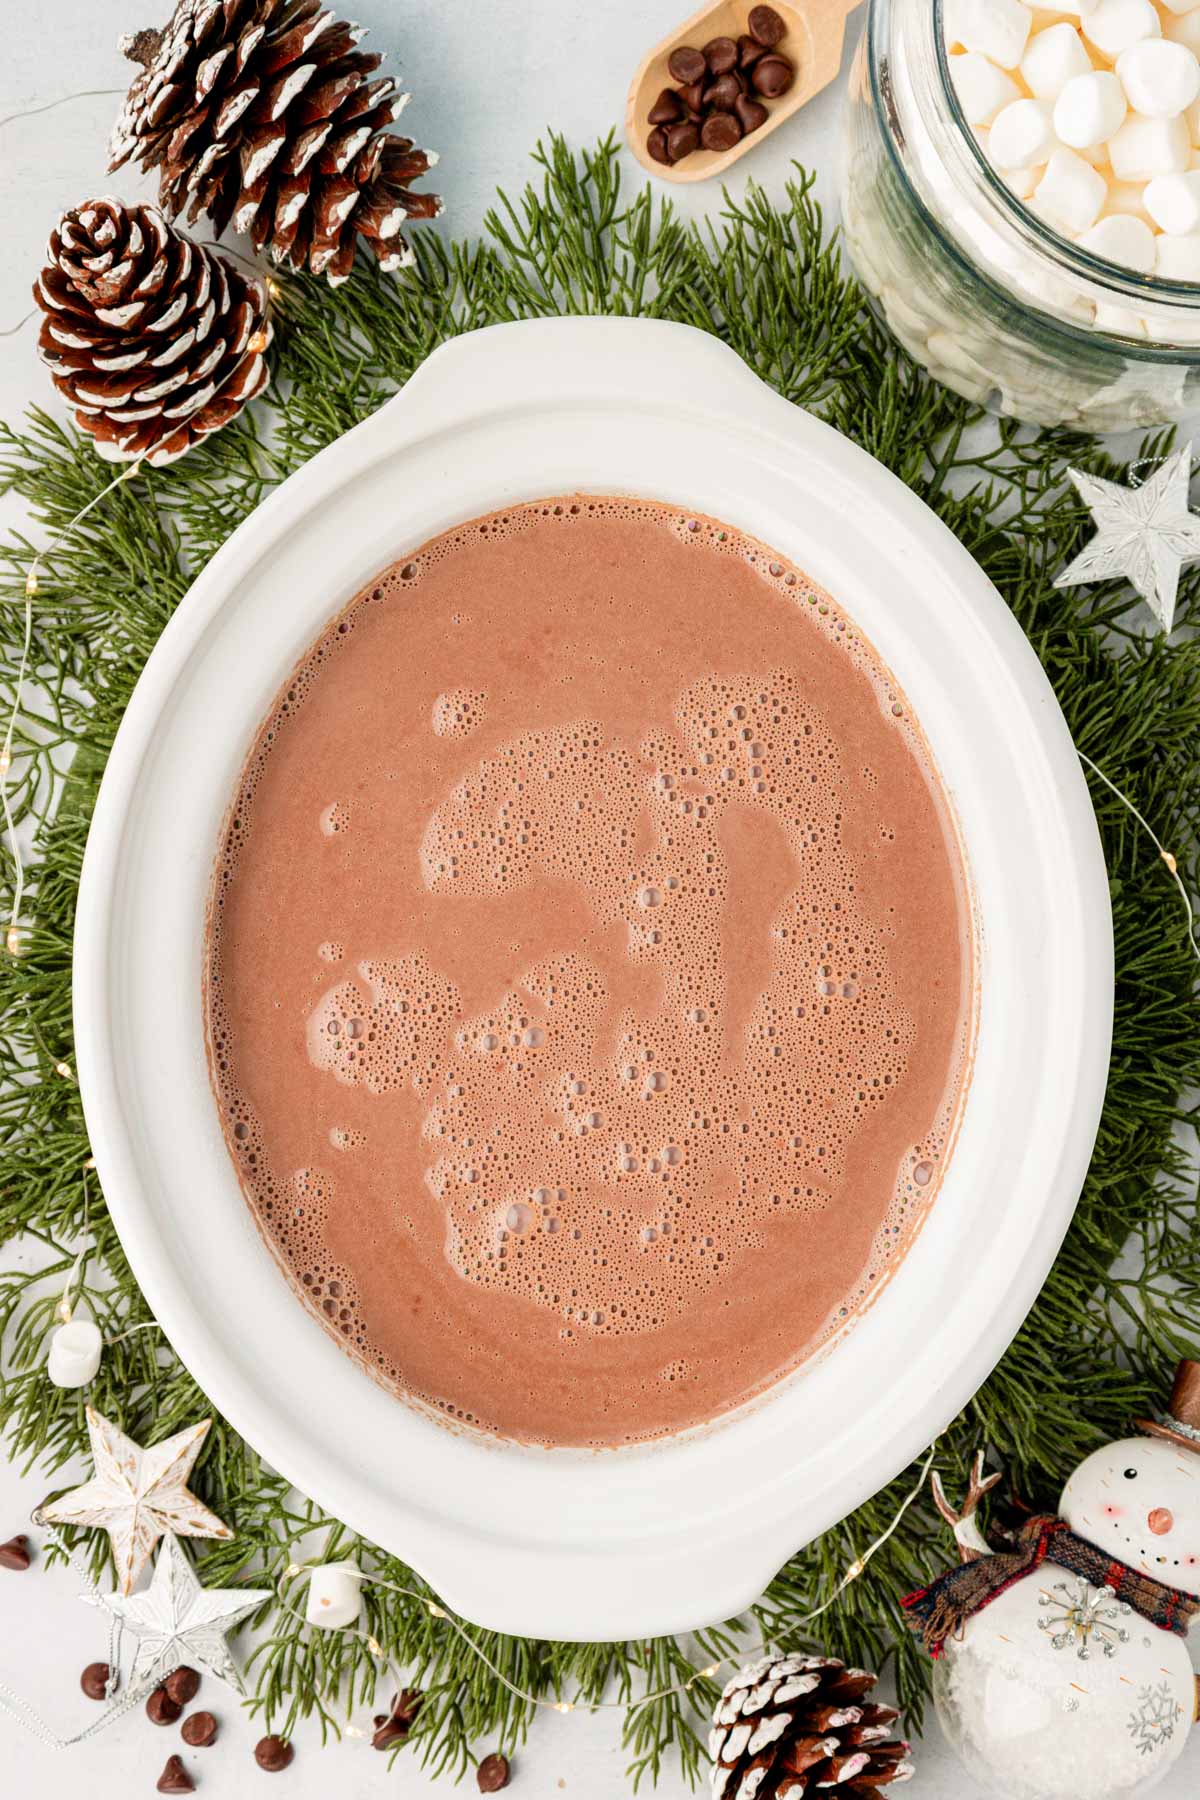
[{"xmin": 1148, "ymin": 1507, "xmax": 1174, "ymax": 1535}]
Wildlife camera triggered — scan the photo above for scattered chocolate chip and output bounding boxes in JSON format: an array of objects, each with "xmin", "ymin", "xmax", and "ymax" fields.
[
  {"xmin": 748, "ymin": 4, "xmax": 787, "ymax": 47},
  {"xmin": 254, "ymin": 1735, "xmax": 294, "ymax": 1772},
  {"xmin": 0, "ymin": 1535, "xmax": 31, "ymax": 1571},
  {"xmin": 181, "ymin": 1711, "xmax": 218, "ymax": 1748},
  {"xmin": 156, "ymin": 1756, "xmax": 194, "ymax": 1795},
  {"xmin": 752, "ymin": 54, "xmax": 795, "ymax": 98},
  {"xmin": 165, "ymin": 1668, "xmax": 201, "ymax": 1707},
  {"xmin": 701, "ymin": 112, "xmax": 743, "ymax": 152},
  {"xmin": 647, "ymin": 88, "xmax": 683, "ymax": 126},
  {"xmin": 477, "ymin": 1752, "xmax": 511, "ymax": 1793},
  {"xmin": 646, "ymin": 125, "xmax": 671, "ymax": 165},
  {"xmin": 737, "ymin": 33, "xmax": 766, "ymax": 69},
  {"xmin": 703, "ymin": 36, "xmax": 739, "ymax": 75},
  {"xmin": 704, "ymin": 72, "xmax": 744, "ymax": 112},
  {"xmin": 735, "ymin": 94, "xmax": 770, "ymax": 134},
  {"xmin": 372, "ymin": 1714, "xmax": 407, "ymax": 1752},
  {"xmin": 667, "ymin": 44, "xmax": 706, "ymax": 85},
  {"xmin": 147, "ymin": 1686, "xmax": 184, "ymax": 1727},
  {"xmin": 80, "ymin": 1662, "xmax": 114, "ymax": 1701},
  {"xmin": 372, "ymin": 1686, "xmax": 424, "ymax": 1748},
  {"xmin": 665, "ymin": 121, "xmax": 701, "ymax": 163},
  {"xmin": 678, "ymin": 78, "xmax": 706, "ymax": 115}
]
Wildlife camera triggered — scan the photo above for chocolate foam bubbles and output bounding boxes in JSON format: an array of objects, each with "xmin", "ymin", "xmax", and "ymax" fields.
[{"xmin": 205, "ymin": 496, "xmax": 976, "ymax": 1446}]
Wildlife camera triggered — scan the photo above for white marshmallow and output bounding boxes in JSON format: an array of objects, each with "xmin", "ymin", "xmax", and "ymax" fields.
[
  {"xmin": 1102, "ymin": 177, "xmax": 1155, "ymax": 217},
  {"xmin": 882, "ymin": 284, "xmax": 934, "ymax": 341},
  {"xmin": 1053, "ymin": 69, "xmax": 1127, "ymax": 144},
  {"xmin": 304, "ymin": 1562, "xmax": 364, "ymax": 1629},
  {"xmin": 1021, "ymin": 22, "xmax": 1094, "ymax": 95},
  {"xmin": 953, "ymin": 0, "xmax": 1035, "ymax": 67},
  {"xmin": 1155, "ymin": 229, "xmax": 1200, "ymax": 275},
  {"xmin": 950, "ymin": 51, "xmax": 1023, "ymax": 123},
  {"xmin": 1107, "ymin": 110, "xmax": 1190, "ymax": 177},
  {"xmin": 1075, "ymin": 211, "xmax": 1158, "ymax": 266},
  {"xmin": 1144, "ymin": 167, "xmax": 1200, "ymax": 230},
  {"xmin": 990, "ymin": 97, "xmax": 1056, "ymax": 163},
  {"xmin": 47, "ymin": 1319, "xmax": 103, "ymax": 1388},
  {"xmin": 1003, "ymin": 162, "xmax": 1044, "ymax": 195},
  {"xmin": 1032, "ymin": 145, "xmax": 1109, "ymax": 229},
  {"xmin": 1082, "ymin": 0, "xmax": 1161, "ymax": 60},
  {"xmin": 1164, "ymin": 8, "xmax": 1200, "ymax": 53},
  {"xmin": 1115, "ymin": 38, "xmax": 1200, "ymax": 114},
  {"xmin": 1093, "ymin": 302, "xmax": 1149, "ymax": 332}
]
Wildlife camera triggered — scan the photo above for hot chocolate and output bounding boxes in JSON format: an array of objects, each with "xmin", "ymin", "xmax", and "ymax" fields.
[{"xmin": 205, "ymin": 496, "xmax": 974, "ymax": 1446}]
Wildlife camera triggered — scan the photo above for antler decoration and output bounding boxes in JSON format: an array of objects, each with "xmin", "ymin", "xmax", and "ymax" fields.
[{"xmin": 930, "ymin": 1450, "xmax": 1002, "ymax": 1565}]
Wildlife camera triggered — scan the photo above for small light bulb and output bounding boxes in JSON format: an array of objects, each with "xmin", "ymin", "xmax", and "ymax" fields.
[
  {"xmin": 427, "ymin": 1602, "xmax": 446, "ymax": 1619},
  {"xmin": 83, "ymin": 1157, "xmax": 96, "ymax": 1171},
  {"xmin": 700, "ymin": 1666, "xmax": 718, "ymax": 1679},
  {"xmin": 366, "ymin": 1635, "xmax": 383, "ymax": 1657},
  {"xmin": 345, "ymin": 1725, "xmax": 367, "ymax": 1740},
  {"xmin": 846, "ymin": 1559, "xmax": 865, "ymax": 1581},
  {"xmin": 553, "ymin": 1701, "xmax": 574, "ymax": 1714},
  {"xmin": 55, "ymin": 1061, "xmax": 74, "ymax": 1080},
  {"xmin": 1162, "ymin": 850, "xmax": 1178, "ymax": 874},
  {"xmin": 5, "ymin": 926, "xmax": 20, "ymax": 956},
  {"xmin": 285, "ymin": 1563, "xmax": 302, "ymax": 1578},
  {"xmin": 0, "ymin": 750, "xmax": 10, "ymax": 775},
  {"xmin": 25, "ymin": 569, "xmax": 38, "ymax": 597},
  {"xmin": 56, "ymin": 1298, "xmax": 73, "ymax": 1324}
]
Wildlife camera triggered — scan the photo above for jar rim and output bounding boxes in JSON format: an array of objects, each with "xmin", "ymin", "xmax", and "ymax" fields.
[{"xmin": 867, "ymin": 0, "xmax": 1200, "ymax": 359}]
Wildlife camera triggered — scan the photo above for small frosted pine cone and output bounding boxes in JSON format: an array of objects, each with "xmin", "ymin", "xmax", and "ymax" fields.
[
  {"xmin": 709, "ymin": 1654, "xmax": 914, "ymax": 1798},
  {"xmin": 34, "ymin": 197, "xmax": 270, "ymax": 467},
  {"xmin": 107, "ymin": 0, "xmax": 442, "ymax": 285}
]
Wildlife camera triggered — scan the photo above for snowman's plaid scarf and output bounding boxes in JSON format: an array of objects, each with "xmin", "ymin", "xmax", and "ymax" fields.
[{"xmin": 901, "ymin": 1515, "xmax": 1200, "ymax": 1657}]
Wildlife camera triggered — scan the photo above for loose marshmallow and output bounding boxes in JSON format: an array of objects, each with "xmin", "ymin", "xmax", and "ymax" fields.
[
  {"xmin": 1115, "ymin": 37, "xmax": 1200, "ymax": 111},
  {"xmin": 1155, "ymin": 229, "xmax": 1200, "ymax": 274},
  {"xmin": 953, "ymin": 0, "xmax": 1036, "ymax": 67},
  {"xmin": 47, "ymin": 1319, "xmax": 103, "ymax": 1388},
  {"xmin": 1053, "ymin": 69, "xmax": 1128, "ymax": 144},
  {"xmin": 305, "ymin": 1562, "xmax": 364, "ymax": 1629},
  {"xmin": 1144, "ymin": 167, "xmax": 1200, "ymax": 230},
  {"xmin": 990, "ymin": 96, "xmax": 1057, "ymax": 164},
  {"xmin": 1075, "ymin": 210, "xmax": 1158, "ymax": 265},
  {"xmin": 1032, "ymin": 145, "xmax": 1109, "ymax": 229},
  {"xmin": 1107, "ymin": 109, "xmax": 1190, "ymax": 178},
  {"xmin": 1083, "ymin": 0, "xmax": 1162, "ymax": 59},
  {"xmin": 951, "ymin": 50, "xmax": 1024, "ymax": 123},
  {"xmin": 1022, "ymin": 21, "xmax": 1095, "ymax": 94},
  {"xmin": 1163, "ymin": 7, "xmax": 1200, "ymax": 50}
]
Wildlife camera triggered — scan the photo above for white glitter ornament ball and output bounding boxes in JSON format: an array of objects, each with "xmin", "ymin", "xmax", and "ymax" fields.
[{"xmin": 931, "ymin": 1433, "xmax": 1199, "ymax": 1800}]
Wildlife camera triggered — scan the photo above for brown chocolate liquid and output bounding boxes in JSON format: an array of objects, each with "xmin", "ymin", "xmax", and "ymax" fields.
[{"xmin": 206, "ymin": 497, "xmax": 974, "ymax": 1447}]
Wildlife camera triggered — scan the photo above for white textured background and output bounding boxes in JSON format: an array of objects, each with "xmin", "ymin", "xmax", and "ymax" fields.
[{"xmin": 0, "ymin": 3, "xmax": 1195, "ymax": 1797}]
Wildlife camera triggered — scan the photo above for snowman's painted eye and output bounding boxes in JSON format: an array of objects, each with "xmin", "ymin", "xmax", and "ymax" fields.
[{"xmin": 1123, "ymin": 1468, "xmax": 1139, "ymax": 1479}]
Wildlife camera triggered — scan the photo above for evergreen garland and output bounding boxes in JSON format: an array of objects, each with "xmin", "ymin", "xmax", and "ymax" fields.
[{"xmin": 0, "ymin": 136, "xmax": 1197, "ymax": 1786}]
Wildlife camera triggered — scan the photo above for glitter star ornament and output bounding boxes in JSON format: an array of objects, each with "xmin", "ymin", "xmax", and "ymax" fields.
[
  {"xmin": 39, "ymin": 1408, "xmax": 232, "ymax": 1594},
  {"xmin": 85, "ymin": 1531, "xmax": 270, "ymax": 1695},
  {"xmin": 1054, "ymin": 441, "xmax": 1200, "ymax": 635}
]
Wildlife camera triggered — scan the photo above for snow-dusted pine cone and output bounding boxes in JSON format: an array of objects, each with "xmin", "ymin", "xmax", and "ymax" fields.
[
  {"xmin": 710, "ymin": 1655, "xmax": 914, "ymax": 1798},
  {"xmin": 107, "ymin": 0, "xmax": 441, "ymax": 285},
  {"xmin": 34, "ymin": 198, "xmax": 270, "ymax": 467}
]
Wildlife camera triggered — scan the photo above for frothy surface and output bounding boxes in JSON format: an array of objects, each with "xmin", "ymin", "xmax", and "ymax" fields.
[{"xmin": 206, "ymin": 497, "xmax": 974, "ymax": 1446}]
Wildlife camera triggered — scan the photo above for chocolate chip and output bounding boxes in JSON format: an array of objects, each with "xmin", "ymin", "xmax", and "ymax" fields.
[
  {"xmin": 147, "ymin": 1686, "xmax": 183, "ymax": 1727},
  {"xmin": 372, "ymin": 1686, "xmax": 423, "ymax": 1749},
  {"xmin": 735, "ymin": 94, "xmax": 770, "ymax": 134},
  {"xmin": 254, "ymin": 1735, "xmax": 294, "ymax": 1772},
  {"xmin": 80, "ymin": 1662, "xmax": 114, "ymax": 1701},
  {"xmin": 703, "ymin": 36, "xmax": 738, "ymax": 75},
  {"xmin": 647, "ymin": 88, "xmax": 683, "ymax": 126},
  {"xmin": 646, "ymin": 126, "xmax": 671, "ymax": 165},
  {"xmin": 752, "ymin": 54, "xmax": 795, "ymax": 98},
  {"xmin": 704, "ymin": 72, "xmax": 744, "ymax": 112},
  {"xmin": 156, "ymin": 1756, "xmax": 194, "ymax": 1795},
  {"xmin": 665, "ymin": 121, "xmax": 701, "ymax": 163},
  {"xmin": 0, "ymin": 1535, "xmax": 31, "ymax": 1571},
  {"xmin": 748, "ymin": 5, "xmax": 787, "ymax": 48},
  {"xmin": 677, "ymin": 79, "xmax": 706, "ymax": 116},
  {"xmin": 372, "ymin": 1714, "xmax": 408, "ymax": 1751},
  {"xmin": 701, "ymin": 112, "xmax": 743, "ymax": 152},
  {"xmin": 181, "ymin": 1711, "xmax": 218, "ymax": 1747},
  {"xmin": 737, "ymin": 33, "xmax": 767, "ymax": 69},
  {"xmin": 165, "ymin": 1667, "xmax": 201, "ymax": 1707},
  {"xmin": 667, "ymin": 45, "xmax": 706, "ymax": 85},
  {"xmin": 477, "ymin": 1752, "xmax": 511, "ymax": 1793}
]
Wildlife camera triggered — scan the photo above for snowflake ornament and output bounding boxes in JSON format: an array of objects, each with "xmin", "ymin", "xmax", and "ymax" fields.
[
  {"xmin": 84, "ymin": 1530, "xmax": 270, "ymax": 1695},
  {"xmin": 39, "ymin": 1408, "xmax": 232, "ymax": 1594},
  {"xmin": 1036, "ymin": 1577, "xmax": 1132, "ymax": 1660}
]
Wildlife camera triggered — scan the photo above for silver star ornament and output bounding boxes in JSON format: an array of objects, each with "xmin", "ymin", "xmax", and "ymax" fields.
[
  {"xmin": 39, "ymin": 1407, "xmax": 233, "ymax": 1594},
  {"xmin": 1055, "ymin": 441, "xmax": 1200, "ymax": 635},
  {"xmin": 84, "ymin": 1531, "xmax": 271, "ymax": 1695}
]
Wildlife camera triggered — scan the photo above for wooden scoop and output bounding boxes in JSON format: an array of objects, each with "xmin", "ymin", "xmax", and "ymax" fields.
[{"xmin": 626, "ymin": 0, "xmax": 861, "ymax": 184}]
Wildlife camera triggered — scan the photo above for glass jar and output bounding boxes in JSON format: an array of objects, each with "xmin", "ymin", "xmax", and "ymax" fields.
[{"xmin": 841, "ymin": 0, "xmax": 1200, "ymax": 431}]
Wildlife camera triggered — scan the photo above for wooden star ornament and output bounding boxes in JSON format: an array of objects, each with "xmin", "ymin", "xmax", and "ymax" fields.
[
  {"xmin": 39, "ymin": 1408, "xmax": 233, "ymax": 1594},
  {"xmin": 1054, "ymin": 441, "xmax": 1200, "ymax": 635},
  {"xmin": 84, "ymin": 1531, "xmax": 270, "ymax": 1695}
]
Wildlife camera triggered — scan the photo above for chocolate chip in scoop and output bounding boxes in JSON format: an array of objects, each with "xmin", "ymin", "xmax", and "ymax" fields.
[
  {"xmin": 701, "ymin": 112, "xmax": 743, "ymax": 152},
  {"xmin": 752, "ymin": 54, "xmax": 795, "ymax": 98},
  {"xmin": 667, "ymin": 44, "xmax": 707, "ymax": 84},
  {"xmin": 748, "ymin": 5, "xmax": 788, "ymax": 47},
  {"xmin": 703, "ymin": 36, "xmax": 739, "ymax": 74}
]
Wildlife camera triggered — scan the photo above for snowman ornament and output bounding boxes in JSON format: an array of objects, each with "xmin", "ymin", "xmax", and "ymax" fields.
[{"xmin": 905, "ymin": 1361, "xmax": 1200, "ymax": 1800}]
